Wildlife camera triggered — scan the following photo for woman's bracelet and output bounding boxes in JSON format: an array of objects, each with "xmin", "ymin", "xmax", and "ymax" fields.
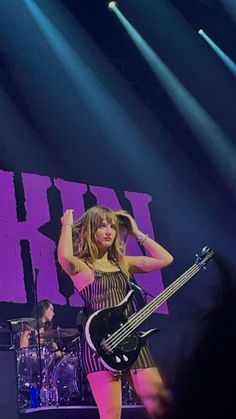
[{"xmin": 136, "ymin": 233, "xmax": 149, "ymax": 245}]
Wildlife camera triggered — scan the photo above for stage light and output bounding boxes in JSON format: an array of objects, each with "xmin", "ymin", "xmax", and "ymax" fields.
[
  {"xmin": 108, "ymin": 1, "xmax": 117, "ymax": 10},
  {"xmin": 197, "ymin": 27, "xmax": 236, "ymax": 78}
]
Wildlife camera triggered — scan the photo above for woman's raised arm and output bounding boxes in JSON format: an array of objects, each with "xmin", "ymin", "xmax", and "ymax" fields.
[
  {"xmin": 115, "ymin": 210, "xmax": 173, "ymax": 274},
  {"xmin": 57, "ymin": 209, "xmax": 81, "ymax": 275}
]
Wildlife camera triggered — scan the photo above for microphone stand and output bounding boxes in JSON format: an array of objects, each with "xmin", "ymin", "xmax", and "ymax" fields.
[{"xmin": 33, "ymin": 267, "xmax": 43, "ymax": 389}]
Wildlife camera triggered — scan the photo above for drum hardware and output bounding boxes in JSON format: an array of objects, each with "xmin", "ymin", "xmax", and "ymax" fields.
[
  {"xmin": 76, "ymin": 307, "xmax": 87, "ymax": 334},
  {"xmin": 40, "ymin": 383, "xmax": 58, "ymax": 407},
  {"xmin": 122, "ymin": 378, "xmax": 139, "ymax": 405},
  {"xmin": 67, "ymin": 334, "xmax": 81, "ymax": 357},
  {"xmin": 40, "ymin": 328, "xmax": 79, "ymax": 340},
  {"xmin": 79, "ymin": 374, "xmax": 96, "ymax": 406},
  {"xmin": 32, "ymin": 267, "xmax": 44, "ymax": 388},
  {"xmin": 7, "ymin": 318, "xmax": 35, "ymax": 333},
  {"xmin": 71, "ymin": 335, "xmax": 80, "ymax": 343},
  {"xmin": 49, "ymin": 347, "xmax": 63, "ymax": 354}
]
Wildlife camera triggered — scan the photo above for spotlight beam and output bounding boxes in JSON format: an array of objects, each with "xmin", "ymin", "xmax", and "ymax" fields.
[
  {"xmin": 111, "ymin": 8, "xmax": 236, "ymax": 192},
  {"xmin": 22, "ymin": 0, "xmax": 175, "ymax": 195},
  {"xmin": 199, "ymin": 29, "xmax": 236, "ymax": 77}
]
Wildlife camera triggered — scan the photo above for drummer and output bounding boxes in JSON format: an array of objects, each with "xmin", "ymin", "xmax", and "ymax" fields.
[{"xmin": 20, "ymin": 299, "xmax": 61, "ymax": 357}]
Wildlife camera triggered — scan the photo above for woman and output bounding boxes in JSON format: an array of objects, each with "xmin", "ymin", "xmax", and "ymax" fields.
[
  {"xmin": 18, "ymin": 299, "xmax": 59, "ymax": 389},
  {"xmin": 58, "ymin": 206, "xmax": 174, "ymax": 419},
  {"xmin": 19, "ymin": 299, "xmax": 55, "ymax": 349}
]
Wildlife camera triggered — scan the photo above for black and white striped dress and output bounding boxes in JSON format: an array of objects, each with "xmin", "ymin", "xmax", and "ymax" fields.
[{"xmin": 79, "ymin": 269, "xmax": 156, "ymax": 375}]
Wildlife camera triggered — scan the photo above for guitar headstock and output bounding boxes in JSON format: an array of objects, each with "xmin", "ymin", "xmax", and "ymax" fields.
[{"xmin": 195, "ymin": 246, "xmax": 215, "ymax": 268}]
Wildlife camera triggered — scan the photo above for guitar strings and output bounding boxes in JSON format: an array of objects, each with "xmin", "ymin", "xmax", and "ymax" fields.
[
  {"xmin": 108, "ymin": 249, "xmax": 214, "ymax": 349},
  {"xmin": 107, "ymin": 264, "xmax": 199, "ymax": 349},
  {"xmin": 105, "ymin": 264, "xmax": 200, "ymax": 349}
]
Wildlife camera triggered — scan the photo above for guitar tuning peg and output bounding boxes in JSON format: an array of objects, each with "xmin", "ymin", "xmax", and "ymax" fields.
[
  {"xmin": 203, "ymin": 266, "xmax": 207, "ymax": 270},
  {"xmin": 195, "ymin": 253, "xmax": 199, "ymax": 258}
]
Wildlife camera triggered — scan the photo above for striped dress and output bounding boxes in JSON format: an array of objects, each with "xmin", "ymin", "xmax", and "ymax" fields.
[{"xmin": 78, "ymin": 269, "xmax": 156, "ymax": 375}]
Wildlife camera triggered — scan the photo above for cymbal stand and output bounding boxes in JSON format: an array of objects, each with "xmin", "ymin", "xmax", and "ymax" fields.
[
  {"xmin": 56, "ymin": 327, "xmax": 62, "ymax": 350},
  {"xmin": 33, "ymin": 267, "xmax": 43, "ymax": 388},
  {"xmin": 71, "ymin": 335, "xmax": 81, "ymax": 357}
]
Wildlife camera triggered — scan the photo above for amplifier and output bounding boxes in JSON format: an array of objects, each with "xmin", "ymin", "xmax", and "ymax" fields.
[
  {"xmin": 0, "ymin": 323, "xmax": 13, "ymax": 348},
  {"xmin": 0, "ymin": 349, "xmax": 19, "ymax": 419}
]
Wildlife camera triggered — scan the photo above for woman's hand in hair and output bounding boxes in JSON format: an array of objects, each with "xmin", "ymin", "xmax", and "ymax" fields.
[
  {"xmin": 61, "ymin": 209, "xmax": 74, "ymax": 227},
  {"xmin": 114, "ymin": 210, "xmax": 140, "ymax": 237}
]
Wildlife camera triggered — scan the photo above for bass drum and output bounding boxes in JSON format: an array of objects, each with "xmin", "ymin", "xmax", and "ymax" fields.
[
  {"xmin": 51, "ymin": 352, "xmax": 82, "ymax": 405},
  {"xmin": 17, "ymin": 344, "xmax": 55, "ymax": 388}
]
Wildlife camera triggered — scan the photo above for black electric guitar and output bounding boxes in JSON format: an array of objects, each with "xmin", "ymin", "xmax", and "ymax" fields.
[{"xmin": 85, "ymin": 246, "xmax": 214, "ymax": 372}]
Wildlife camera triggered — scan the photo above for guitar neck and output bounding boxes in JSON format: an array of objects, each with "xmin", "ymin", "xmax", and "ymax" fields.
[
  {"xmin": 104, "ymin": 247, "xmax": 214, "ymax": 352},
  {"xmin": 129, "ymin": 263, "xmax": 201, "ymax": 330}
]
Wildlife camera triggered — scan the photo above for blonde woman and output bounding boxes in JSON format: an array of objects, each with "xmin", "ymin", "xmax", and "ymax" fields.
[{"xmin": 58, "ymin": 206, "xmax": 173, "ymax": 419}]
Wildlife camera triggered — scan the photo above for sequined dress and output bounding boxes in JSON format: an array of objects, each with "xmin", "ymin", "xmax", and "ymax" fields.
[{"xmin": 78, "ymin": 269, "xmax": 156, "ymax": 375}]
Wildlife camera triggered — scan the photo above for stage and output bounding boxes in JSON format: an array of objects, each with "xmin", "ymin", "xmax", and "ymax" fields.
[{"xmin": 19, "ymin": 405, "xmax": 146, "ymax": 419}]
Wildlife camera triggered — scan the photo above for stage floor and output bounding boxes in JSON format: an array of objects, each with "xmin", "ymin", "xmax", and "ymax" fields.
[{"xmin": 19, "ymin": 405, "xmax": 147, "ymax": 419}]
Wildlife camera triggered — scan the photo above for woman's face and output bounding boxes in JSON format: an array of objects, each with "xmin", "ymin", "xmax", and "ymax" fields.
[
  {"xmin": 43, "ymin": 303, "xmax": 55, "ymax": 322},
  {"xmin": 94, "ymin": 218, "xmax": 117, "ymax": 249}
]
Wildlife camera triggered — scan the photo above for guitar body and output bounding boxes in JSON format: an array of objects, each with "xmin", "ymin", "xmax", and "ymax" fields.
[{"xmin": 85, "ymin": 291, "xmax": 159, "ymax": 372}]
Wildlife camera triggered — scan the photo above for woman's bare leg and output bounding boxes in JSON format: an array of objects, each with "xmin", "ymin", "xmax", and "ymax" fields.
[
  {"xmin": 126, "ymin": 367, "xmax": 173, "ymax": 418},
  {"xmin": 87, "ymin": 371, "xmax": 122, "ymax": 419}
]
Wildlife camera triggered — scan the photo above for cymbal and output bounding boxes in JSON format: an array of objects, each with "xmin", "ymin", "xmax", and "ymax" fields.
[
  {"xmin": 7, "ymin": 318, "xmax": 35, "ymax": 325},
  {"xmin": 7, "ymin": 318, "xmax": 35, "ymax": 332},
  {"xmin": 12, "ymin": 323, "xmax": 35, "ymax": 333},
  {"xmin": 40, "ymin": 328, "xmax": 79, "ymax": 340}
]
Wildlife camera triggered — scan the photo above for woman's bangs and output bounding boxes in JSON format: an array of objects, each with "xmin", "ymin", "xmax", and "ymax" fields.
[
  {"xmin": 105, "ymin": 212, "xmax": 117, "ymax": 228},
  {"xmin": 91, "ymin": 210, "xmax": 105, "ymax": 231},
  {"xmin": 92, "ymin": 208, "xmax": 117, "ymax": 229}
]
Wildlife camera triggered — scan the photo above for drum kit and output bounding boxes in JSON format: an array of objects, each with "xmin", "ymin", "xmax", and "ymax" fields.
[
  {"xmin": 8, "ymin": 317, "xmax": 91, "ymax": 408},
  {"xmin": 8, "ymin": 317, "xmax": 138, "ymax": 408}
]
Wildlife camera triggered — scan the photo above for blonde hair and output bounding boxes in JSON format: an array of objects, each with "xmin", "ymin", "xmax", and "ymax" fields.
[{"xmin": 72, "ymin": 206, "xmax": 130, "ymax": 278}]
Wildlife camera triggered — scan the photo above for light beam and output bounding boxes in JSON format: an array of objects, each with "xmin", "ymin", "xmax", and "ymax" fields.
[{"xmin": 199, "ymin": 29, "xmax": 236, "ymax": 77}]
